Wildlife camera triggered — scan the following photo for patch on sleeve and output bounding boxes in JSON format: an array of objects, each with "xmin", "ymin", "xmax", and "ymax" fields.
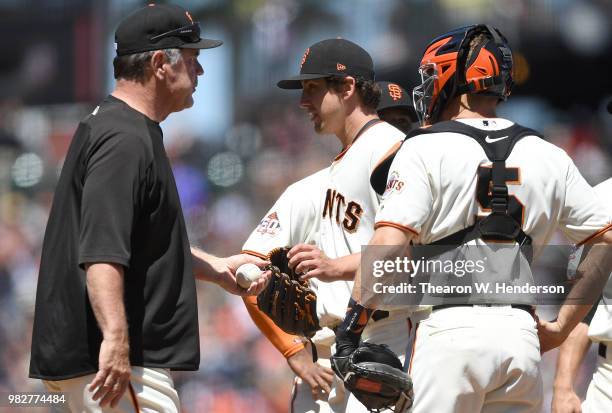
[
  {"xmin": 256, "ymin": 211, "xmax": 282, "ymax": 236},
  {"xmin": 383, "ymin": 171, "xmax": 405, "ymax": 197}
]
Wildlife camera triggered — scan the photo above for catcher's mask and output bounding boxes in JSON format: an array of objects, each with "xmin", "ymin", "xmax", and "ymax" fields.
[{"xmin": 413, "ymin": 24, "xmax": 514, "ymax": 126}]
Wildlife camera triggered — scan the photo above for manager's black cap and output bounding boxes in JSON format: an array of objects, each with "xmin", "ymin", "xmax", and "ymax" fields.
[
  {"xmin": 277, "ymin": 38, "xmax": 375, "ymax": 89},
  {"xmin": 115, "ymin": 3, "xmax": 222, "ymax": 56}
]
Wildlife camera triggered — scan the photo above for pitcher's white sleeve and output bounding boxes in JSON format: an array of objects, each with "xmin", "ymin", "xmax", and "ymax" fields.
[
  {"xmin": 242, "ymin": 171, "xmax": 324, "ymax": 257},
  {"xmin": 559, "ymin": 156, "xmax": 612, "ymax": 245}
]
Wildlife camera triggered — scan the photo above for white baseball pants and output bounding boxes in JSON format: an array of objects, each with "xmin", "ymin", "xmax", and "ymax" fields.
[{"xmin": 43, "ymin": 367, "xmax": 179, "ymax": 413}]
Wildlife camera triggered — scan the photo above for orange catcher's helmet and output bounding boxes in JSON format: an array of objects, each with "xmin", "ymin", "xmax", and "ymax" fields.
[{"xmin": 413, "ymin": 25, "xmax": 514, "ymax": 125}]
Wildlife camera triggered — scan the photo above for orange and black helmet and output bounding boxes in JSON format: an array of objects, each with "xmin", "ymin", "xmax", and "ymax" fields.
[{"xmin": 413, "ymin": 25, "xmax": 514, "ymax": 125}]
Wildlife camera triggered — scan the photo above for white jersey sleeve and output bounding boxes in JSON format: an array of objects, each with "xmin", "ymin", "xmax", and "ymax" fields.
[
  {"xmin": 560, "ymin": 160, "xmax": 611, "ymax": 244},
  {"xmin": 586, "ymin": 178, "xmax": 612, "ymax": 343},
  {"xmin": 375, "ymin": 137, "xmax": 432, "ymax": 238},
  {"xmin": 242, "ymin": 168, "xmax": 327, "ymax": 258}
]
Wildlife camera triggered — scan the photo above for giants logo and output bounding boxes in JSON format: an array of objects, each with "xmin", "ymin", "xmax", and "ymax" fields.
[
  {"xmin": 322, "ymin": 189, "xmax": 363, "ymax": 233},
  {"xmin": 337, "ymin": 63, "xmax": 347, "ymax": 71},
  {"xmin": 388, "ymin": 83, "xmax": 403, "ymax": 101},
  {"xmin": 384, "ymin": 171, "xmax": 405, "ymax": 196},
  {"xmin": 301, "ymin": 48, "xmax": 310, "ymax": 69},
  {"xmin": 185, "ymin": 11, "xmax": 194, "ymax": 24},
  {"xmin": 256, "ymin": 212, "xmax": 281, "ymax": 236}
]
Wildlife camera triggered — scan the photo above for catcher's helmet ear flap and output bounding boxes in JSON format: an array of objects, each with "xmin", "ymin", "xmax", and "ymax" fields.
[{"xmin": 413, "ymin": 24, "xmax": 514, "ymax": 125}]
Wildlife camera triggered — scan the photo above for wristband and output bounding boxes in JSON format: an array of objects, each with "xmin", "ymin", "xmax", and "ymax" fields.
[{"xmin": 335, "ymin": 298, "xmax": 374, "ymax": 355}]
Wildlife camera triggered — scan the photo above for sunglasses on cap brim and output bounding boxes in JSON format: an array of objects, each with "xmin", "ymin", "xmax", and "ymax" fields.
[{"xmin": 150, "ymin": 23, "xmax": 201, "ymax": 43}]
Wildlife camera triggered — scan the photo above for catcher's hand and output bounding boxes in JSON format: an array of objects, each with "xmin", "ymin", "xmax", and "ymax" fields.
[
  {"xmin": 331, "ymin": 342, "xmax": 413, "ymax": 412},
  {"xmin": 257, "ymin": 247, "xmax": 321, "ymax": 337}
]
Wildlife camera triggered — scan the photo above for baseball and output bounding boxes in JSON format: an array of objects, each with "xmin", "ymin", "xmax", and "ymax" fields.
[{"xmin": 236, "ymin": 263, "xmax": 264, "ymax": 289}]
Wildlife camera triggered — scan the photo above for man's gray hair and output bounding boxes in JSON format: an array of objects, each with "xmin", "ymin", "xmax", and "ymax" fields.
[{"xmin": 113, "ymin": 48, "xmax": 182, "ymax": 81}]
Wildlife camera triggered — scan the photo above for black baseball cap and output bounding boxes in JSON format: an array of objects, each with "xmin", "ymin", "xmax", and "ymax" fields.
[
  {"xmin": 115, "ymin": 3, "xmax": 222, "ymax": 57},
  {"xmin": 376, "ymin": 81, "xmax": 417, "ymax": 121},
  {"xmin": 277, "ymin": 38, "xmax": 375, "ymax": 89}
]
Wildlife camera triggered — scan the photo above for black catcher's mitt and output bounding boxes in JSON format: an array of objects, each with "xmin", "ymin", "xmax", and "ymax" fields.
[
  {"xmin": 331, "ymin": 342, "xmax": 413, "ymax": 412},
  {"xmin": 257, "ymin": 247, "xmax": 320, "ymax": 338}
]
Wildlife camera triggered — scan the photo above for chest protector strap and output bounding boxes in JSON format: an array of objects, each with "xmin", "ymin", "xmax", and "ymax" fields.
[{"xmin": 373, "ymin": 120, "xmax": 543, "ymax": 262}]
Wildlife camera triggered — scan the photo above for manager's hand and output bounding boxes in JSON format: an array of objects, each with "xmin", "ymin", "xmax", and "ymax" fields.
[{"xmin": 88, "ymin": 335, "xmax": 130, "ymax": 408}]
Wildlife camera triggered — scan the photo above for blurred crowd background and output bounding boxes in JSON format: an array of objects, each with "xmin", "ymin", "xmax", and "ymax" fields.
[{"xmin": 1, "ymin": 0, "xmax": 611, "ymax": 412}]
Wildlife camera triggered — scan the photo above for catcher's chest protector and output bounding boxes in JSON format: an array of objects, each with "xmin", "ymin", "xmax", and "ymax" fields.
[{"xmin": 371, "ymin": 120, "xmax": 544, "ymax": 260}]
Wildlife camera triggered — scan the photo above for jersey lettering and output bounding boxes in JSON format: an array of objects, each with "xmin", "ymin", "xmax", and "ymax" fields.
[
  {"xmin": 335, "ymin": 193, "xmax": 346, "ymax": 224},
  {"xmin": 476, "ymin": 165, "xmax": 524, "ymax": 225},
  {"xmin": 323, "ymin": 189, "xmax": 336, "ymax": 220},
  {"xmin": 323, "ymin": 188, "xmax": 364, "ymax": 232},
  {"xmin": 343, "ymin": 201, "xmax": 364, "ymax": 233}
]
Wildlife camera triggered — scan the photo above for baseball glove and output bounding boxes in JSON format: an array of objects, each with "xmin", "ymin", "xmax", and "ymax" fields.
[
  {"xmin": 331, "ymin": 342, "xmax": 413, "ymax": 412},
  {"xmin": 257, "ymin": 247, "xmax": 320, "ymax": 338}
]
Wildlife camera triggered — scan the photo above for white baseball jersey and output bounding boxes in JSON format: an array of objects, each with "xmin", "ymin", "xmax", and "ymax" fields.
[
  {"xmin": 320, "ymin": 120, "xmax": 405, "ymax": 257},
  {"xmin": 586, "ymin": 178, "xmax": 612, "ymax": 343},
  {"xmin": 376, "ymin": 118, "xmax": 611, "ymax": 249},
  {"xmin": 242, "ymin": 168, "xmax": 334, "ymax": 325},
  {"xmin": 243, "ymin": 168, "xmax": 327, "ymax": 256},
  {"xmin": 244, "ymin": 121, "xmax": 405, "ymax": 327},
  {"xmin": 316, "ymin": 121, "xmax": 405, "ymax": 324},
  {"xmin": 242, "ymin": 167, "xmax": 352, "ymax": 328}
]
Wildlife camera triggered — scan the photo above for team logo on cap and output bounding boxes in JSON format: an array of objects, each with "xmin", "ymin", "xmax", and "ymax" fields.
[
  {"xmin": 337, "ymin": 63, "xmax": 347, "ymax": 71},
  {"xmin": 388, "ymin": 84, "xmax": 403, "ymax": 101},
  {"xmin": 300, "ymin": 48, "xmax": 310, "ymax": 69},
  {"xmin": 256, "ymin": 212, "xmax": 281, "ymax": 236},
  {"xmin": 185, "ymin": 11, "xmax": 194, "ymax": 24}
]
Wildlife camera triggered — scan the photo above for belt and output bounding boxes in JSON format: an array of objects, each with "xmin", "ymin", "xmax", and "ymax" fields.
[
  {"xmin": 432, "ymin": 304, "xmax": 533, "ymax": 316},
  {"xmin": 372, "ymin": 310, "xmax": 389, "ymax": 322},
  {"xmin": 599, "ymin": 343, "xmax": 607, "ymax": 358}
]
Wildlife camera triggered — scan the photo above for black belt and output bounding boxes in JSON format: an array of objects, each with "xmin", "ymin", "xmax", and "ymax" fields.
[
  {"xmin": 372, "ymin": 310, "xmax": 389, "ymax": 322},
  {"xmin": 432, "ymin": 304, "xmax": 533, "ymax": 316},
  {"xmin": 599, "ymin": 343, "xmax": 607, "ymax": 358}
]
